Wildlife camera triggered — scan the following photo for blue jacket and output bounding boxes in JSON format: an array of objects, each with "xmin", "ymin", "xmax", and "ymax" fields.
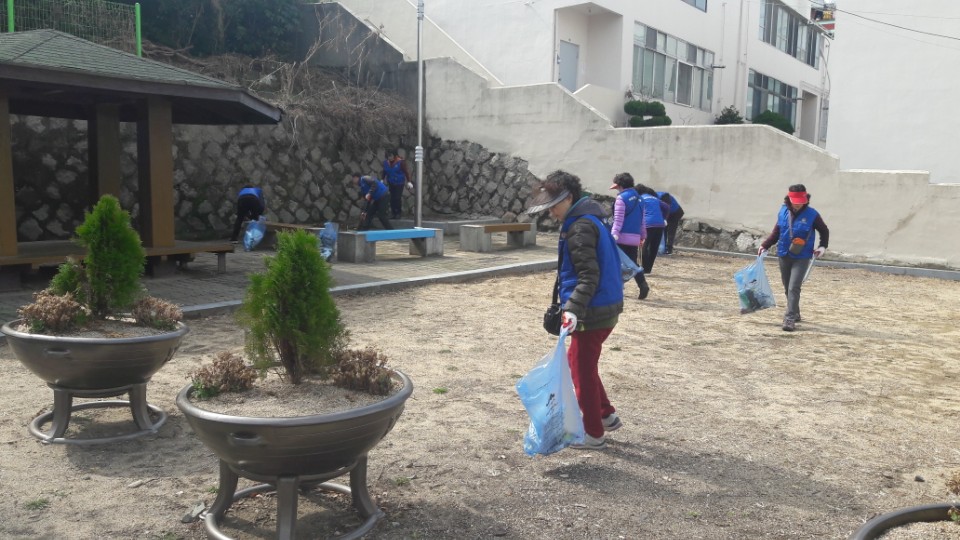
[
  {"xmin": 616, "ymin": 188, "xmax": 643, "ymax": 234},
  {"xmin": 558, "ymin": 198, "xmax": 624, "ymax": 322},
  {"xmin": 657, "ymin": 191, "xmax": 682, "ymax": 215},
  {"xmin": 640, "ymin": 193, "xmax": 666, "ymax": 228},
  {"xmin": 237, "ymin": 186, "xmax": 264, "ymax": 207},
  {"xmin": 359, "ymin": 176, "xmax": 388, "ymax": 201},
  {"xmin": 382, "ymin": 159, "xmax": 408, "ymax": 186},
  {"xmin": 776, "ymin": 204, "xmax": 819, "ymax": 259}
]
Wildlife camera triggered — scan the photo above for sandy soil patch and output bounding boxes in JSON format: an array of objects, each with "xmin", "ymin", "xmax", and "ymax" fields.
[{"xmin": 1, "ymin": 251, "xmax": 960, "ymax": 539}]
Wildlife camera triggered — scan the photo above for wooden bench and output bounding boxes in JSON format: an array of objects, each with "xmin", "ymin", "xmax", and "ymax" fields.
[
  {"xmin": 336, "ymin": 228, "xmax": 443, "ymax": 263},
  {"xmin": 459, "ymin": 222, "xmax": 536, "ymax": 252},
  {"xmin": 254, "ymin": 221, "xmax": 322, "ymax": 250},
  {"xmin": 0, "ymin": 240, "xmax": 234, "ymax": 290}
]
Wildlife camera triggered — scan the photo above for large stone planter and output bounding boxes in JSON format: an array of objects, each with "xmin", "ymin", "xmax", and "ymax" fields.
[
  {"xmin": 2, "ymin": 320, "xmax": 189, "ymax": 444},
  {"xmin": 176, "ymin": 370, "xmax": 413, "ymax": 540},
  {"xmin": 849, "ymin": 502, "xmax": 957, "ymax": 539}
]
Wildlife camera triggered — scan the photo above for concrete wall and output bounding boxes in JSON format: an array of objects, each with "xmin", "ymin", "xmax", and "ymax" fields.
[
  {"xmin": 425, "ymin": 57, "xmax": 960, "ymax": 270},
  {"xmin": 827, "ymin": 0, "xmax": 960, "ymax": 183}
]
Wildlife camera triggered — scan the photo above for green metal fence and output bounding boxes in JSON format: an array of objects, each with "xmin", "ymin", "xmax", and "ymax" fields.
[{"xmin": 1, "ymin": 0, "xmax": 141, "ymax": 56}]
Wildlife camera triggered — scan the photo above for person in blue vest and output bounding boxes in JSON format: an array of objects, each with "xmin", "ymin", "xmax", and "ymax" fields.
[
  {"xmin": 609, "ymin": 172, "xmax": 651, "ymax": 299},
  {"xmin": 527, "ymin": 170, "xmax": 624, "ymax": 450},
  {"xmin": 354, "ymin": 173, "xmax": 394, "ymax": 231},
  {"xmin": 382, "ymin": 149, "xmax": 411, "ymax": 219},
  {"xmin": 635, "ymin": 184, "xmax": 670, "ymax": 274},
  {"xmin": 657, "ymin": 191, "xmax": 685, "ymax": 255},
  {"xmin": 230, "ymin": 184, "xmax": 265, "ymax": 243},
  {"xmin": 758, "ymin": 184, "xmax": 830, "ymax": 332}
]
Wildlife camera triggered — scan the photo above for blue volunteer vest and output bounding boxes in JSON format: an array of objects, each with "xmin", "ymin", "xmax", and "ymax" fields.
[
  {"xmin": 383, "ymin": 159, "xmax": 406, "ymax": 186},
  {"xmin": 359, "ymin": 178, "xmax": 388, "ymax": 200},
  {"xmin": 558, "ymin": 213, "xmax": 624, "ymax": 308},
  {"xmin": 237, "ymin": 186, "xmax": 262, "ymax": 202},
  {"xmin": 776, "ymin": 205, "xmax": 819, "ymax": 259},
  {"xmin": 657, "ymin": 191, "xmax": 681, "ymax": 214},
  {"xmin": 640, "ymin": 193, "xmax": 666, "ymax": 228},
  {"xmin": 617, "ymin": 189, "xmax": 643, "ymax": 234}
]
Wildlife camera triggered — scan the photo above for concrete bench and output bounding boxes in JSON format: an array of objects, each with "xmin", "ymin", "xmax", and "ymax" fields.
[
  {"xmin": 459, "ymin": 222, "xmax": 536, "ymax": 252},
  {"xmin": 337, "ymin": 228, "xmax": 443, "ymax": 263}
]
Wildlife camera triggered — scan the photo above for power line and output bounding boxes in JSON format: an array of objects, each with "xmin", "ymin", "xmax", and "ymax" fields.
[{"xmin": 801, "ymin": 0, "xmax": 960, "ymax": 42}]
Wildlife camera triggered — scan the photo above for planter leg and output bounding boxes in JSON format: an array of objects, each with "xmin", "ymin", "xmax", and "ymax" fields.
[
  {"xmin": 47, "ymin": 387, "xmax": 74, "ymax": 439},
  {"xmin": 127, "ymin": 383, "xmax": 155, "ymax": 431},
  {"xmin": 275, "ymin": 476, "xmax": 300, "ymax": 540},
  {"xmin": 349, "ymin": 455, "xmax": 382, "ymax": 519},
  {"xmin": 209, "ymin": 460, "xmax": 239, "ymax": 521}
]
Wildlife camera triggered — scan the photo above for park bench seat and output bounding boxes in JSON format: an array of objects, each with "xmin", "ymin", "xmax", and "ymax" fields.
[
  {"xmin": 337, "ymin": 228, "xmax": 443, "ymax": 263},
  {"xmin": 459, "ymin": 222, "xmax": 536, "ymax": 252}
]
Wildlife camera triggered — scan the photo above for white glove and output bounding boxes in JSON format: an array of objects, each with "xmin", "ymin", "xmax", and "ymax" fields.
[
  {"xmin": 561, "ymin": 311, "xmax": 578, "ymax": 333},
  {"xmin": 758, "ymin": 246, "xmax": 767, "ymax": 257},
  {"xmin": 612, "ymin": 234, "xmax": 619, "ymax": 242},
  {"xmin": 813, "ymin": 246, "xmax": 825, "ymax": 258},
  {"xmin": 406, "ymin": 182, "xmax": 414, "ymax": 190}
]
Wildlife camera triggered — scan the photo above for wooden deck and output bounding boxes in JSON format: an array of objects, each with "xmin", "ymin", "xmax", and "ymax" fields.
[{"xmin": 0, "ymin": 240, "xmax": 234, "ymax": 272}]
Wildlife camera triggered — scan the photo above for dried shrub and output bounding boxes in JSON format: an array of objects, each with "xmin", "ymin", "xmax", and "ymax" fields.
[
  {"xmin": 947, "ymin": 470, "xmax": 960, "ymax": 496},
  {"xmin": 17, "ymin": 290, "xmax": 87, "ymax": 333},
  {"xmin": 190, "ymin": 351, "xmax": 258, "ymax": 400},
  {"xmin": 131, "ymin": 296, "xmax": 183, "ymax": 331},
  {"xmin": 332, "ymin": 347, "xmax": 394, "ymax": 396}
]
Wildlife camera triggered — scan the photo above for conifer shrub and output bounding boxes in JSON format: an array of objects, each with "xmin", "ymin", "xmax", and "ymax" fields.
[
  {"xmin": 18, "ymin": 195, "xmax": 183, "ymax": 332},
  {"xmin": 714, "ymin": 105, "xmax": 745, "ymax": 125},
  {"xmin": 624, "ymin": 99, "xmax": 672, "ymax": 127},
  {"xmin": 239, "ymin": 230, "xmax": 348, "ymax": 384}
]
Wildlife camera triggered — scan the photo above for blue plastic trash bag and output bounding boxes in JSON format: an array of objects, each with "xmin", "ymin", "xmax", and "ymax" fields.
[
  {"xmin": 243, "ymin": 217, "xmax": 266, "ymax": 252},
  {"xmin": 617, "ymin": 246, "xmax": 642, "ymax": 283},
  {"xmin": 318, "ymin": 221, "xmax": 339, "ymax": 262},
  {"xmin": 658, "ymin": 234, "xmax": 667, "ymax": 255},
  {"xmin": 734, "ymin": 252, "xmax": 777, "ymax": 314},
  {"xmin": 515, "ymin": 330, "xmax": 584, "ymax": 456}
]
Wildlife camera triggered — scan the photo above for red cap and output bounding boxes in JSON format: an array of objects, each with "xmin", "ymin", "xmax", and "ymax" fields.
[{"xmin": 609, "ymin": 183, "xmax": 620, "ymax": 190}]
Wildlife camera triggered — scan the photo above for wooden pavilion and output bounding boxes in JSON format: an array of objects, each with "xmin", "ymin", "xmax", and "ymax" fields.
[{"xmin": 0, "ymin": 30, "xmax": 282, "ymax": 286}]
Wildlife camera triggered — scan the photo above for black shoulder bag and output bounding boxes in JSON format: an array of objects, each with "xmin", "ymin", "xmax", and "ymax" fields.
[{"xmin": 542, "ymin": 250, "xmax": 563, "ymax": 336}]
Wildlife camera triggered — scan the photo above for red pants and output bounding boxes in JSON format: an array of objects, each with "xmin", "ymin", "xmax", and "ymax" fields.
[{"xmin": 567, "ymin": 327, "xmax": 616, "ymax": 438}]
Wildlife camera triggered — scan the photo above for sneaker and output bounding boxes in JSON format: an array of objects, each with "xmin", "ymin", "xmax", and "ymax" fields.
[
  {"xmin": 638, "ymin": 281, "xmax": 651, "ymax": 300},
  {"xmin": 602, "ymin": 413, "xmax": 623, "ymax": 432},
  {"xmin": 796, "ymin": 315, "xmax": 802, "ymax": 323},
  {"xmin": 570, "ymin": 434, "xmax": 606, "ymax": 450},
  {"xmin": 782, "ymin": 318, "xmax": 796, "ymax": 332}
]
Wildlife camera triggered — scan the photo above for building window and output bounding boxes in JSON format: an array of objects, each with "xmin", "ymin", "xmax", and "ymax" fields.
[
  {"xmin": 759, "ymin": 0, "xmax": 820, "ymax": 68},
  {"xmin": 632, "ymin": 23, "xmax": 714, "ymax": 112},
  {"xmin": 746, "ymin": 69, "xmax": 798, "ymax": 125},
  {"xmin": 681, "ymin": 0, "xmax": 707, "ymax": 11}
]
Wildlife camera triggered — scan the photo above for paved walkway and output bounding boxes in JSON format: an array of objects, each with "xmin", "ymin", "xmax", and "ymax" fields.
[{"xmin": 0, "ymin": 232, "xmax": 560, "ymax": 322}]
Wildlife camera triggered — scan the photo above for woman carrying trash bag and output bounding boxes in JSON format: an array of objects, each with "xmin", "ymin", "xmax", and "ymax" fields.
[
  {"xmin": 527, "ymin": 170, "xmax": 624, "ymax": 450},
  {"xmin": 758, "ymin": 184, "xmax": 830, "ymax": 332}
]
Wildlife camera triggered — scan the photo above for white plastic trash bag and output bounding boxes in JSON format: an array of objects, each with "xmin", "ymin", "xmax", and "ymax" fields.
[{"xmin": 515, "ymin": 330, "xmax": 584, "ymax": 456}]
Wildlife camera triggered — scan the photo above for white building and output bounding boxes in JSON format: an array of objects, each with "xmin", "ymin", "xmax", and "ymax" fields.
[
  {"xmin": 827, "ymin": 0, "xmax": 960, "ymax": 184},
  {"xmin": 340, "ymin": 0, "xmax": 833, "ymax": 146}
]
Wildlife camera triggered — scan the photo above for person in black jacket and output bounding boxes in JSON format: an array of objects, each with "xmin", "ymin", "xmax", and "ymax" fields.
[
  {"xmin": 230, "ymin": 184, "xmax": 265, "ymax": 243},
  {"xmin": 527, "ymin": 170, "xmax": 625, "ymax": 450}
]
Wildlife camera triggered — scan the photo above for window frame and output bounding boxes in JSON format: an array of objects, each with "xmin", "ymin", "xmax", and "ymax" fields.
[{"xmin": 632, "ymin": 22, "xmax": 715, "ymax": 113}]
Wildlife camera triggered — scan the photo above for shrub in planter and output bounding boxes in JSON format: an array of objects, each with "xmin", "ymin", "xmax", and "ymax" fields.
[
  {"xmin": 238, "ymin": 229, "xmax": 347, "ymax": 385},
  {"xmin": 752, "ymin": 110, "xmax": 795, "ymax": 134},
  {"xmin": 17, "ymin": 194, "xmax": 182, "ymax": 333}
]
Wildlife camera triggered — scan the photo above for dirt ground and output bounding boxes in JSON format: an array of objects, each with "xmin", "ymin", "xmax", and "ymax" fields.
[{"xmin": 2, "ymin": 251, "xmax": 960, "ymax": 540}]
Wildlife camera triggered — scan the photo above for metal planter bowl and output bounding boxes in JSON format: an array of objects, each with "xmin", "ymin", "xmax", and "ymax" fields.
[
  {"xmin": 176, "ymin": 370, "xmax": 413, "ymax": 478},
  {"xmin": 1, "ymin": 320, "xmax": 189, "ymax": 391}
]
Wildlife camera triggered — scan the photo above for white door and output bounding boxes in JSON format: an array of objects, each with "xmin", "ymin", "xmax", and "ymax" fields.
[{"xmin": 558, "ymin": 40, "xmax": 579, "ymax": 92}]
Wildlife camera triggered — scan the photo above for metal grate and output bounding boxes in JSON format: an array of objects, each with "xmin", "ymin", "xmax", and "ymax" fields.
[{"xmin": 1, "ymin": 0, "xmax": 137, "ymax": 54}]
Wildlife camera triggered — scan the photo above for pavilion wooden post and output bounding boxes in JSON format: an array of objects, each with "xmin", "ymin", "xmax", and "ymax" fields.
[
  {"xmin": 136, "ymin": 97, "xmax": 175, "ymax": 248},
  {"xmin": 88, "ymin": 104, "xmax": 122, "ymax": 204},
  {"xmin": 0, "ymin": 93, "xmax": 17, "ymax": 257}
]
